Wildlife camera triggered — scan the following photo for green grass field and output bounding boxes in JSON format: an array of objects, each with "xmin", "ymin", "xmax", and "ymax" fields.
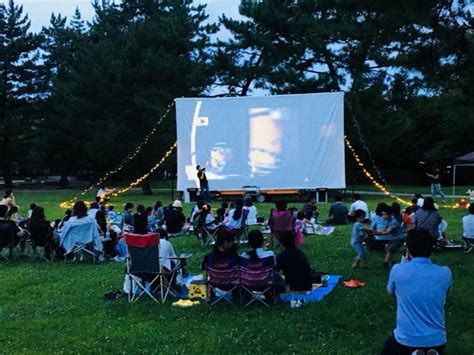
[{"xmin": 1, "ymin": 189, "xmax": 473, "ymax": 354}]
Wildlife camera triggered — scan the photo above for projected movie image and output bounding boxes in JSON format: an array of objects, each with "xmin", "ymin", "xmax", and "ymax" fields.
[{"xmin": 176, "ymin": 93, "xmax": 345, "ymax": 192}]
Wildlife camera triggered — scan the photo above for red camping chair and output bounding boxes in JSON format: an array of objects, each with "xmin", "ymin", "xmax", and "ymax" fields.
[
  {"xmin": 268, "ymin": 209, "xmax": 294, "ymax": 246},
  {"xmin": 125, "ymin": 233, "xmax": 163, "ymax": 303}
]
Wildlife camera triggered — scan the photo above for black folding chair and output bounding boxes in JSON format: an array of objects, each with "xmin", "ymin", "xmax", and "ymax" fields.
[{"xmin": 28, "ymin": 224, "xmax": 55, "ymax": 262}]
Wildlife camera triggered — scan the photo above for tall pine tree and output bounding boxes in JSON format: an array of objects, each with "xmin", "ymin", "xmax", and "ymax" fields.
[{"xmin": 0, "ymin": 0, "xmax": 41, "ymax": 187}]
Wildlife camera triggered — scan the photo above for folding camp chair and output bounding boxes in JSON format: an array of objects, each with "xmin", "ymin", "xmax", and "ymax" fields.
[
  {"xmin": 28, "ymin": 225, "xmax": 55, "ymax": 262},
  {"xmin": 268, "ymin": 209, "xmax": 294, "ymax": 247},
  {"xmin": 0, "ymin": 225, "xmax": 21, "ymax": 262},
  {"xmin": 204, "ymin": 254, "xmax": 240, "ymax": 305},
  {"xmin": 201, "ymin": 225, "xmax": 220, "ymax": 247},
  {"xmin": 232, "ymin": 209, "xmax": 249, "ymax": 246},
  {"xmin": 240, "ymin": 256, "xmax": 277, "ymax": 307},
  {"xmin": 125, "ymin": 233, "xmax": 162, "ymax": 303},
  {"xmin": 60, "ymin": 220, "xmax": 103, "ymax": 263}
]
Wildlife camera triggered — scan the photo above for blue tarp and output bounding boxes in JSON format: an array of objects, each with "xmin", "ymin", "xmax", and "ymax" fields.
[{"xmin": 279, "ymin": 275, "xmax": 342, "ymax": 303}]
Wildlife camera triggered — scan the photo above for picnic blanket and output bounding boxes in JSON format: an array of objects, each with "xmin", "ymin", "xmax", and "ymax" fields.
[
  {"xmin": 261, "ymin": 225, "xmax": 335, "ymax": 236},
  {"xmin": 279, "ymin": 275, "xmax": 342, "ymax": 303}
]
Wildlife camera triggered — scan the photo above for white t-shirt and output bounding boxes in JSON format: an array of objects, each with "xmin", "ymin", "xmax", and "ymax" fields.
[
  {"xmin": 349, "ymin": 200, "xmax": 369, "ymax": 217},
  {"xmin": 244, "ymin": 205, "xmax": 258, "ymax": 225},
  {"xmin": 159, "ymin": 238, "xmax": 177, "ymax": 271},
  {"xmin": 462, "ymin": 215, "xmax": 474, "ymax": 239},
  {"xmin": 226, "ymin": 209, "xmax": 242, "ymax": 229},
  {"xmin": 417, "ymin": 198, "xmax": 424, "ymax": 208}
]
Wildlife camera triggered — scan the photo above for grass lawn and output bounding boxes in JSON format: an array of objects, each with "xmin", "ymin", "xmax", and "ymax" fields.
[{"xmin": 0, "ymin": 189, "xmax": 473, "ymax": 354}]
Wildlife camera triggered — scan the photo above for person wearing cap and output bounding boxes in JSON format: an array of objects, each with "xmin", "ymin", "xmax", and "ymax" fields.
[
  {"xmin": 163, "ymin": 200, "xmax": 190, "ymax": 235},
  {"xmin": 381, "ymin": 229, "xmax": 452, "ymax": 354}
]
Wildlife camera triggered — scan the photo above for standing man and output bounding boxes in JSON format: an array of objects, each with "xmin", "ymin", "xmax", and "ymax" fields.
[
  {"xmin": 196, "ymin": 165, "xmax": 210, "ymax": 202},
  {"xmin": 381, "ymin": 229, "xmax": 452, "ymax": 354},
  {"xmin": 426, "ymin": 165, "xmax": 446, "ymax": 202}
]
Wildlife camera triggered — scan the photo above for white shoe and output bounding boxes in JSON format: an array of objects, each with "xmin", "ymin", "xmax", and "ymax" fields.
[{"xmin": 98, "ymin": 255, "xmax": 105, "ymax": 263}]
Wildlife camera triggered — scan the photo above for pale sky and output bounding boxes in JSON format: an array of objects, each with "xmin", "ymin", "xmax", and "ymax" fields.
[{"xmin": 17, "ymin": 0, "xmax": 242, "ymax": 33}]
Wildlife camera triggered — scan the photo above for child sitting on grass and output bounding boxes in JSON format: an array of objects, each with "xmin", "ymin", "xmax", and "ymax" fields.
[{"xmin": 350, "ymin": 210, "xmax": 371, "ymax": 268}]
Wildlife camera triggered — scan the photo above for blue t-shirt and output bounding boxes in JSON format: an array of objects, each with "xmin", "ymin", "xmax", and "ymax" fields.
[
  {"xmin": 371, "ymin": 214, "xmax": 389, "ymax": 240},
  {"xmin": 387, "ymin": 258, "xmax": 452, "ymax": 347},
  {"xmin": 386, "ymin": 217, "xmax": 405, "ymax": 240},
  {"xmin": 351, "ymin": 221, "xmax": 366, "ymax": 242}
]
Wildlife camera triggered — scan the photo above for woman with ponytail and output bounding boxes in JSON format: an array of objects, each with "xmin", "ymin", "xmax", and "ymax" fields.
[{"xmin": 240, "ymin": 230, "xmax": 275, "ymax": 262}]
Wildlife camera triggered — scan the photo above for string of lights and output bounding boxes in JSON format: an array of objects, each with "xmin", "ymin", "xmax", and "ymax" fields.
[
  {"xmin": 345, "ymin": 136, "xmax": 463, "ymax": 209},
  {"xmin": 109, "ymin": 142, "xmax": 177, "ymax": 198},
  {"xmin": 61, "ymin": 101, "xmax": 176, "ymax": 207},
  {"xmin": 345, "ymin": 136, "xmax": 411, "ymax": 205},
  {"xmin": 59, "ymin": 142, "xmax": 177, "ymax": 209},
  {"xmin": 347, "ymin": 102, "xmax": 392, "ymax": 191}
]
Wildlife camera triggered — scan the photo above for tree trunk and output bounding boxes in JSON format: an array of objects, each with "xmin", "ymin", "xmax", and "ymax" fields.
[
  {"xmin": 141, "ymin": 179, "xmax": 153, "ymax": 195},
  {"xmin": 2, "ymin": 163, "xmax": 13, "ymax": 188},
  {"xmin": 59, "ymin": 172, "xmax": 69, "ymax": 187}
]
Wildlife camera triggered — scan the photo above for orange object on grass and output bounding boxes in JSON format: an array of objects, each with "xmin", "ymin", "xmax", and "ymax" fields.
[{"xmin": 343, "ymin": 279, "xmax": 366, "ymax": 288}]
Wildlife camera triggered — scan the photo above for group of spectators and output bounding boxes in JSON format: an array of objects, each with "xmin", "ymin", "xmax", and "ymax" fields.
[
  {"xmin": 2, "ymin": 188, "xmax": 472, "ymax": 354},
  {"xmin": 348, "ymin": 193, "xmax": 474, "ymax": 270}
]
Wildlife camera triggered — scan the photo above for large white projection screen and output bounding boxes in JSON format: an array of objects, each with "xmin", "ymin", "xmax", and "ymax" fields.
[{"xmin": 176, "ymin": 93, "xmax": 345, "ymax": 194}]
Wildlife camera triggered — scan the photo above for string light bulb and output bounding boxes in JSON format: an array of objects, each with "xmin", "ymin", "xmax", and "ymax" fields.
[{"xmin": 60, "ymin": 101, "xmax": 175, "ymax": 207}]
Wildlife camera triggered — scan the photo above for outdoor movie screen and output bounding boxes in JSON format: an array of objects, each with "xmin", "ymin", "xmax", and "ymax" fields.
[{"xmin": 175, "ymin": 92, "xmax": 345, "ymax": 192}]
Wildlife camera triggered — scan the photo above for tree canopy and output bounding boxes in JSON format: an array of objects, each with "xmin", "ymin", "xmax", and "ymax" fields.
[{"xmin": 0, "ymin": 0, "xmax": 473, "ymax": 188}]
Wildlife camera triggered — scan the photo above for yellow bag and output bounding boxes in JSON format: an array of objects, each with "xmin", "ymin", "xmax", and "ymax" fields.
[{"xmin": 188, "ymin": 281, "xmax": 207, "ymax": 300}]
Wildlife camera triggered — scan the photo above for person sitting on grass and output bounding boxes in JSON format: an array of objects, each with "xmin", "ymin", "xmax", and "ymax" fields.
[
  {"xmin": 373, "ymin": 206, "xmax": 406, "ymax": 269},
  {"xmin": 302, "ymin": 197, "xmax": 319, "ymax": 222},
  {"xmin": 163, "ymin": 200, "xmax": 190, "ymax": 235},
  {"xmin": 243, "ymin": 197, "xmax": 258, "ymax": 225},
  {"xmin": 27, "ymin": 203, "xmax": 37, "ymax": 219},
  {"xmin": 381, "ymin": 229, "xmax": 451, "ymax": 355},
  {"xmin": 153, "ymin": 201, "xmax": 165, "ymax": 226},
  {"xmin": 223, "ymin": 199, "xmax": 245, "ymax": 234},
  {"xmin": 326, "ymin": 195, "xmax": 348, "ymax": 225},
  {"xmin": 241, "ymin": 229, "xmax": 275, "ymax": 261},
  {"xmin": 412, "ymin": 196, "xmax": 442, "ymax": 242},
  {"xmin": 61, "ymin": 201, "xmax": 104, "ymax": 262},
  {"xmin": 294, "ymin": 211, "xmax": 306, "ymax": 247},
  {"xmin": 28, "ymin": 206, "xmax": 54, "ymax": 258},
  {"xmin": 348, "ymin": 194, "xmax": 369, "ymax": 222},
  {"xmin": 350, "ymin": 209, "xmax": 372, "ymax": 268},
  {"xmin": 133, "ymin": 205, "xmax": 148, "ymax": 235},
  {"xmin": 215, "ymin": 202, "xmax": 229, "ymax": 223},
  {"xmin": 201, "ymin": 229, "xmax": 239, "ymax": 270},
  {"xmin": 87, "ymin": 202, "xmax": 100, "ymax": 219},
  {"xmin": 367, "ymin": 202, "xmax": 390, "ymax": 251},
  {"xmin": 1, "ymin": 190, "xmax": 19, "ymax": 219},
  {"xmin": 0, "ymin": 204, "xmax": 24, "ymax": 257},
  {"xmin": 107, "ymin": 205, "xmax": 117, "ymax": 221},
  {"xmin": 274, "ymin": 231, "xmax": 315, "ymax": 291},
  {"xmin": 122, "ymin": 203, "xmax": 134, "ymax": 231},
  {"xmin": 462, "ymin": 203, "xmax": 474, "ymax": 253}
]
